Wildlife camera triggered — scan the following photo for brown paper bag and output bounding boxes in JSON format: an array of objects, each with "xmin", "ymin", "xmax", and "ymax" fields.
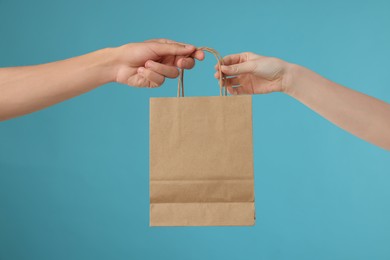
[{"xmin": 149, "ymin": 48, "xmax": 255, "ymax": 226}]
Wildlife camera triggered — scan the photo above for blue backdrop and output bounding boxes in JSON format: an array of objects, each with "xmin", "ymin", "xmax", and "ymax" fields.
[{"xmin": 1, "ymin": 0, "xmax": 390, "ymax": 259}]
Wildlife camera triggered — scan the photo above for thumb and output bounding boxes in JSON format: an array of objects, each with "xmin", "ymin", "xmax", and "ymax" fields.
[
  {"xmin": 220, "ymin": 61, "xmax": 256, "ymax": 76},
  {"xmin": 149, "ymin": 42, "xmax": 196, "ymax": 57}
]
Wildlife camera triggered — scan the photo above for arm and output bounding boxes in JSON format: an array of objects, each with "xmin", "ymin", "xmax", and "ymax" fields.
[
  {"xmin": 287, "ymin": 65, "xmax": 390, "ymax": 151},
  {"xmin": 0, "ymin": 39, "xmax": 204, "ymax": 121},
  {"xmin": 214, "ymin": 52, "xmax": 390, "ymax": 151}
]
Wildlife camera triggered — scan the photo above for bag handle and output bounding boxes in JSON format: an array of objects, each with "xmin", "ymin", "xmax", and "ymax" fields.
[{"xmin": 177, "ymin": 47, "xmax": 227, "ymax": 97}]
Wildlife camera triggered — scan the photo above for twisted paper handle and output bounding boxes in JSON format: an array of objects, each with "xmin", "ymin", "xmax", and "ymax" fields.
[{"xmin": 177, "ymin": 47, "xmax": 227, "ymax": 97}]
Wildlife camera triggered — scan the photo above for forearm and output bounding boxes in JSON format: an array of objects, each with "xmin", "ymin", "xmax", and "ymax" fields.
[
  {"xmin": 0, "ymin": 48, "xmax": 118, "ymax": 121},
  {"xmin": 285, "ymin": 64, "xmax": 390, "ymax": 150}
]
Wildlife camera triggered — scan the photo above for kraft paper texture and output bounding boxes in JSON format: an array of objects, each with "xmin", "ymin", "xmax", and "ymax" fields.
[{"xmin": 150, "ymin": 95, "xmax": 255, "ymax": 226}]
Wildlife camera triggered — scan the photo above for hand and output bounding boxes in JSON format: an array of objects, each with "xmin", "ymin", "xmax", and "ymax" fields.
[
  {"xmin": 214, "ymin": 52, "xmax": 292, "ymax": 95},
  {"xmin": 115, "ymin": 39, "xmax": 204, "ymax": 88}
]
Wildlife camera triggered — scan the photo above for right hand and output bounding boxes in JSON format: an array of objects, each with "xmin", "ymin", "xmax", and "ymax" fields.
[
  {"xmin": 214, "ymin": 52, "xmax": 293, "ymax": 95},
  {"xmin": 115, "ymin": 39, "xmax": 204, "ymax": 88}
]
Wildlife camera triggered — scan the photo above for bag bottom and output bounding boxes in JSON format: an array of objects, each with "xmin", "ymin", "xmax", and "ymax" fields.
[{"xmin": 150, "ymin": 202, "xmax": 255, "ymax": 226}]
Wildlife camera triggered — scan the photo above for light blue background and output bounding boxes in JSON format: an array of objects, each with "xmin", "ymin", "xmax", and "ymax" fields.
[{"xmin": 1, "ymin": 0, "xmax": 390, "ymax": 259}]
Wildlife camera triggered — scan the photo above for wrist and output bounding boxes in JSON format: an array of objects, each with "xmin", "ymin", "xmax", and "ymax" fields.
[
  {"xmin": 89, "ymin": 47, "xmax": 121, "ymax": 84},
  {"xmin": 281, "ymin": 62, "xmax": 304, "ymax": 97},
  {"xmin": 283, "ymin": 63, "xmax": 307, "ymax": 97}
]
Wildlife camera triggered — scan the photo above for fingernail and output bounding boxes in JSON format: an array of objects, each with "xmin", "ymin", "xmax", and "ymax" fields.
[
  {"xmin": 221, "ymin": 65, "xmax": 229, "ymax": 71},
  {"xmin": 185, "ymin": 45, "xmax": 195, "ymax": 49}
]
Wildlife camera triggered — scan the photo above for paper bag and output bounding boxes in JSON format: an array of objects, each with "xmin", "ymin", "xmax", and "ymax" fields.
[{"xmin": 149, "ymin": 48, "xmax": 255, "ymax": 226}]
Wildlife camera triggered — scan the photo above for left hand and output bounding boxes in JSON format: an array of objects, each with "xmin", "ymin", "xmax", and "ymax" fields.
[
  {"xmin": 214, "ymin": 52, "xmax": 290, "ymax": 94},
  {"xmin": 115, "ymin": 39, "xmax": 204, "ymax": 88}
]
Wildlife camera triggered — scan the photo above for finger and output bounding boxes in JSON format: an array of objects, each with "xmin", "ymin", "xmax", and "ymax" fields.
[
  {"xmin": 137, "ymin": 67, "xmax": 165, "ymax": 88},
  {"xmin": 227, "ymin": 86, "xmax": 235, "ymax": 95},
  {"xmin": 221, "ymin": 76, "xmax": 241, "ymax": 95},
  {"xmin": 227, "ymin": 86, "xmax": 245, "ymax": 95},
  {"xmin": 227, "ymin": 86, "xmax": 242, "ymax": 95},
  {"xmin": 214, "ymin": 53, "xmax": 251, "ymax": 70},
  {"xmin": 144, "ymin": 38, "xmax": 178, "ymax": 44},
  {"xmin": 214, "ymin": 70, "xmax": 226, "ymax": 79},
  {"xmin": 148, "ymin": 42, "xmax": 196, "ymax": 57},
  {"xmin": 236, "ymin": 86, "xmax": 247, "ymax": 95},
  {"xmin": 227, "ymin": 86, "xmax": 244, "ymax": 95},
  {"xmin": 220, "ymin": 61, "xmax": 256, "ymax": 76},
  {"xmin": 224, "ymin": 77, "xmax": 240, "ymax": 87},
  {"xmin": 177, "ymin": 50, "xmax": 205, "ymax": 68},
  {"xmin": 145, "ymin": 38, "xmax": 191, "ymax": 47},
  {"xmin": 176, "ymin": 57, "xmax": 195, "ymax": 69},
  {"xmin": 192, "ymin": 50, "xmax": 205, "ymax": 60},
  {"xmin": 222, "ymin": 53, "xmax": 248, "ymax": 66},
  {"xmin": 145, "ymin": 60, "xmax": 179, "ymax": 78},
  {"xmin": 221, "ymin": 54, "xmax": 243, "ymax": 66},
  {"xmin": 146, "ymin": 39, "xmax": 204, "ymax": 60}
]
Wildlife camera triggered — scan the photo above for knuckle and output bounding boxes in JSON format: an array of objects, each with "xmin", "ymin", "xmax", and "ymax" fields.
[{"xmin": 243, "ymin": 52, "xmax": 253, "ymax": 59}]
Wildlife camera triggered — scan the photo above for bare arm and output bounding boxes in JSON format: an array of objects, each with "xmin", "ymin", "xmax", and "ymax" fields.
[
  {"xmin": 0, "ymin": 49, "xmax": 115, "ymax": 121},
  {"xmin": 287, "ymin": 65, "xmax": 390, "ymax": 150},
  {"xmin": 213, "ymin": 52, "xmax": 390, "ymax": 150},
  {"xmin": 0, "ymin": 39, "xmax": 204, "ymax": 121}
]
